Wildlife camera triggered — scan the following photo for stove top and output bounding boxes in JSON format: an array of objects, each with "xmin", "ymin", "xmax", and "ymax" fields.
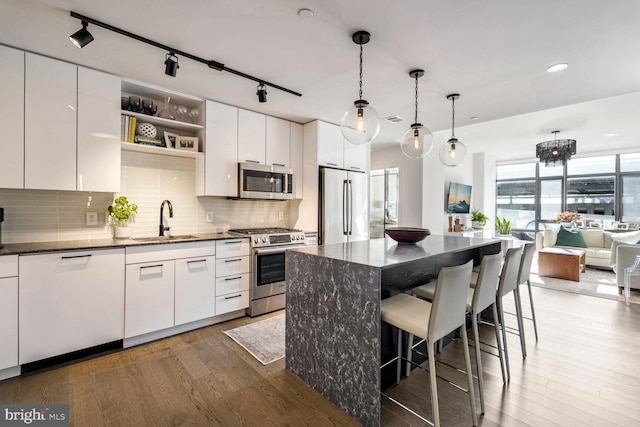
[
  {"xmin": 229, "ymin": 227, "xmax": 307, "ymax": 248},
  {"xmin": 229, "ymin": 227, "xmax": 301, "ymax": 235}
]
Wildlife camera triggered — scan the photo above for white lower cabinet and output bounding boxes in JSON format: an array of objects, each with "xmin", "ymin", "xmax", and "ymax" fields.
[
  {"xmin": 175, "ymin": 255, "xmax": 216, "ymax": 326},
  {"xmin": 125, "ymin": 260, "xmax": 175, "ymax": 338},
  {"xmin": 215, "ymin": 239, "xmax": 250, "ymax": 315},
  {"xmin": 124, "ymin": 241, "xmax": 217, "ymax": 339},
  {"xmin": 0, "ymin": 256, "xmax": 18, "ymax": 370},
  {"xmin": 18, "ymin": 249, "xmax": 125, "ymax": 365}
]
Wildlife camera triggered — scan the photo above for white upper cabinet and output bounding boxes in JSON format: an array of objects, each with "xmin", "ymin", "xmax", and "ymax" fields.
[
  {"xmin": 238, "ymin": 109, "xmax": 266, "ymax": 164},
  {"xmin": 77, "ymin": 67, "xmax": 121, "ymax": 192},
  {"xmin": 316, "ymin": 121, "xmax": 345, "ymax": 169},
  {"xmin": 24, "ymin": 53, "xmax": 77, "ymax": 191},
  {"xmin": 343, "ymin": 140, "xmax": 369, "ymax": 172},
  {"xmin": 266, "ymin": 116, "xmax": 290, "ymax": 167},
  {"xmin": 197, "ymin": 100, "xmax": 239, "ymax": 197},
  {"xmin": 290, "ymin": 122, "xmax": 303, "ymax": 199},
  {"xmin": 0, "ymin": 46, "xmax": 24, "ymax": 189}
]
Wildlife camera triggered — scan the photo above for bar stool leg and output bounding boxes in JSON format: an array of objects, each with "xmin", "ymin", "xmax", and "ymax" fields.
[
  {"xmin": 427, "ymin": 340, "xmax": 440, "ymax": 427},
  {"xmin": 492, "ymin": 303, "xmax": 507, "ymax": 384},
  {"xmin": 406, "ymin": 333, "xmax": 414, "ymax": 377},
  {"xmin": 514, "ymin": 288, "xmax": 527, "ymax": 359},
  {"xmin": 526, "ymin": 279, "xmax": 539, "ymax": 341},
  {"xmin": 396, "ymin": 330, "xmax": 402, "ymax": 384},
  {"xmin": 471, "ymin": 313, "xmax": 485, "ymax": 414},
  {"xmin": 497, "ymin": 296, "xmax": 511, "ymax": 381},
  {"xmin": 461, "ymin": 325, "xmax": 478, "ymax": 426}
]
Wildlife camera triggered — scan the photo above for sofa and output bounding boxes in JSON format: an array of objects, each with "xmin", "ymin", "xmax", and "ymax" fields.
[{"xmin": 535, "ymin": 228, "xmax": 640, "ymax": 269}]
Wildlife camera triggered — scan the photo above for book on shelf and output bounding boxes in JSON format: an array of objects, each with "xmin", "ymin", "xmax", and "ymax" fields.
[
  {"xmin": 128, "ymin": 117, "xmax": 137, "ymax": 143},
  {"xmin": 134, "ymin": 135, "xmax": 164, "ymax": 147}
]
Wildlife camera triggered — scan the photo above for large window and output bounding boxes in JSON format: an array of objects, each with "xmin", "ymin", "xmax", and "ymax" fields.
[{"xmin": 496, "ymin": 152, "xmax": 640, "ymax": 236}]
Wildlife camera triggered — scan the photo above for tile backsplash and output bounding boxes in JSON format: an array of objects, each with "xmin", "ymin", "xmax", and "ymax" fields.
[{"xmin": 0, "ymin": 150, "xmax": 291, "ymax": 244}]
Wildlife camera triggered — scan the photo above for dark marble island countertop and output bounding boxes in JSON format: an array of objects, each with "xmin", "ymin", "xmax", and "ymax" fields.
[
  {"xmin": 285, "ymin": 235, "xmax": 501, "ymax": 426},
  {"xmin": 0, "ymin": 232, "xmax": 246, "ymax": 256}
]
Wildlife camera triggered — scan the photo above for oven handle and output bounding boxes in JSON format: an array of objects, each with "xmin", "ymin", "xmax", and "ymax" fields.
[{"xmin": 253, "ymin": 246, "xmax": 305, "ymax": 255}]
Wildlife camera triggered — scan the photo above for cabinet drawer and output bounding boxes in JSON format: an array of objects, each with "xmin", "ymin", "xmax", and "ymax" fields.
[
  {"xmin": 216, "ymin": 239, "xmax": 250, "ymax": 258},
  {"xmin": 216, "ymin": 273, "xmax": 249, "ymax": 296},
  {"xmin": 126, "ymin": 241, "xmax": 215, "ymax": 264},
  {"xmin": 0, "ymin": 255, "xmax": 18, "ymax": 278},
  {"xmin": 216, "ymin": 291, "xmax": 249, "ymax": 315},
  {"xmin": 175, "ymin": 256, "xmax": 216, "ymax": 326},
  {"xmin": 216, "ymin": 256, "xmax": 250, "ymax": 277}
]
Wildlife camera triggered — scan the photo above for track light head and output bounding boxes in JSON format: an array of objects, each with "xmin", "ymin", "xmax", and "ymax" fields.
[
  {"xmin": 164, "ymin": 52, "xmax": 179, "ymax": 77},
  {"xmin": 257, "ymin": 83, "xmax": 267, "ymax": 103},
  {"xmin": 69, "ymin": 20, "xmax": 94, "ymax": 48}
]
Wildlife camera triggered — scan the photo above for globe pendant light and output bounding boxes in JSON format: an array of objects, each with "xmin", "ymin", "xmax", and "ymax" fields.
[
  {"xmin": 400, "ymin": 69, "xmax": 433, "ymax": 158},
  {"xmin": 340, "ymin": 31, "xmax": 380, "ymax": 145},
  {"xmin": 439, "ymin": 93, "xmax": 467, "ymax": 167}
]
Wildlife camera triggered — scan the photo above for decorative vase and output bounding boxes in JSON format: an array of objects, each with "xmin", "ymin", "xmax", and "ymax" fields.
[
  {"xmin": 114, "ymin": 226, "xmax": 131, "ymax": 239},
  {"xmin": 472, "ymin": 221, "xmax": 482, "ymax": 229},
  {"xmin": 158, "ymin": 96, "xmax": 175, "ymax": 120}
]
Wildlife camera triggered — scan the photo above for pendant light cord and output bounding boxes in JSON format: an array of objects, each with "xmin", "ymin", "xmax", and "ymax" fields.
[
  {"xmin": 358, "ymin": 44, "xmax": 364, "ymax": 100},
  {"xmin": 414, "ymin": 74, "xmax": 419, "ymax": 124},
  {"xmin": 451, "ymin": 96, "xmax": 456, "ymax": 138}
]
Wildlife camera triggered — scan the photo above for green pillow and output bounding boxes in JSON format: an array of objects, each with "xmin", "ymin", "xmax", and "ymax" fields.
[
  {"xmin": 637, "ymin": 238, "xmax": 640, "ymax": 244},
  {"xmin": 556, "ymin": 226, "xmax": 588, "ymax": 248}
]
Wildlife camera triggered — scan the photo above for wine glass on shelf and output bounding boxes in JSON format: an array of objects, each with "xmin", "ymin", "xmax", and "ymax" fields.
[
  {"xmin": 188, "ymin": 107, "xmax": 200, "ymax": 124},
  {"xmin": 158, "ymin": 96, "xmax": 175, "ymax": 120},
  {"xmin": 175, "ymin": 105, "xmax": 188, "ymax": 122}
]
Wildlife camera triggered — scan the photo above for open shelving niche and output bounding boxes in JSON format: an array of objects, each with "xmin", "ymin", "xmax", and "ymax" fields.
[{"xmin": 121, "ymin": 78, "xmax": 205, "ymax": 159}]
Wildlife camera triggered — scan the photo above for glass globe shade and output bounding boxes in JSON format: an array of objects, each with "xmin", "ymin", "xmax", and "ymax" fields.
[
  {"xmin": 439, "ymin": 137, "xmax": 467, "ymax": 167},
  {"xmin": 340, "ymin": 101, "xmax": 381, "ymax": 145},
  {"xmin": 400, "ymin": 124, "xmax": 433, "ymax": 158}
]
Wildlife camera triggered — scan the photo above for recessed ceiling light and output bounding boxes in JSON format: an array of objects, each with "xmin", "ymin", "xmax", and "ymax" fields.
[
  {"xmin": 603, "ymin": 133, "xmax": 618, "ymax": 137},
  {"xmin": 383, "ymin": 115, "xmax": 404, "ymax": 123},
  {"xmin": 547, "ymin": 63, "xmax": 568, "ymax": 73},
  {"xmin": 298, "ymin": 8, "xmax": 314, "ymax": 18},
  {"xmin": 470, "ymin": 116, "xmax": 479, "ymax": 121}
]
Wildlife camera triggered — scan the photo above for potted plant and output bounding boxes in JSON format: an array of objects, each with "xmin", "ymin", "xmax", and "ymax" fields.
[
  {"xmin": 108, "ymin": 196, "xmax": 138, "ymax": 239},
  {"xmin": 495, "ymin": 216, "xmax": 512, "ymax": 237},
  {"xmin": 471, "ymin": 209, "xmax": 489, "ymax": 229}
]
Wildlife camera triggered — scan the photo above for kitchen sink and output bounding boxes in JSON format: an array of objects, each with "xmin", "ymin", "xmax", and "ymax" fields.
[{"xmin": 133, "ymin": 235, "xmax": 199, "ymax": 243}]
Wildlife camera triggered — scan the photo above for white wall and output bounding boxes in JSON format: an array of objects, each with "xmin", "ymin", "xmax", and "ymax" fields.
[
  {"xmin": 472, "ymin": 152, "xmax": 497, "ymax": 229},
  {"xmin": 371, "ymin": 146, "xmax": 423, "ymax": 228}
]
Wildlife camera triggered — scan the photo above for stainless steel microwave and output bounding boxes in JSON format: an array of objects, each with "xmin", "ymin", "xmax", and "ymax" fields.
[{"xmin": 238, "ymin": 162, "xmax": 294, "ymax": 200}]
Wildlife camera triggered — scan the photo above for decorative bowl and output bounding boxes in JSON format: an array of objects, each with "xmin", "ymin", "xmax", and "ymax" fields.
[{"xmin": 385, "ymin": 227, "xmax": 431, "ymax": 244}]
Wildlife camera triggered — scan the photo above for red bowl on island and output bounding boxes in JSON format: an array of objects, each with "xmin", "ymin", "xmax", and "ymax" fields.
[{"xmin": 385, "ymin": 227, "xmax": 431, "ymax": 244}]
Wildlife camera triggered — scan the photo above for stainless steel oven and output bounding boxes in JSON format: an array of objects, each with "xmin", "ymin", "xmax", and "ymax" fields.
[{"xmin": 229, "ymin": 228, "xmax": 314, "ymax": 317}]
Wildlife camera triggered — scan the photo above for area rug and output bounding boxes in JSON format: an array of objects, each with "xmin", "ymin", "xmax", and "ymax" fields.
[
  {"xmin": 223, "ymin": 314, "xmax": 285, "ymax": 365},
  {"xmin": 530, "ymin": 255, "xmax": 640, "ymax": 304}
]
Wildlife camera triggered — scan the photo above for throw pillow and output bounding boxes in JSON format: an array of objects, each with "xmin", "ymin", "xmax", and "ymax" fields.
[
  {"xmin": 556, "ymin": 226, "xmax": 588, "ymax": 248},
  {"xmin": 637, "ymin": 238, "xmax": 640, "ymax": 244}
]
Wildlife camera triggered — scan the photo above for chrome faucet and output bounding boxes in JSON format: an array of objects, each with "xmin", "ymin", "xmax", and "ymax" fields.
[{"xmin": 159, "ymin": 199, "xmax": 173, "ymax": 236}]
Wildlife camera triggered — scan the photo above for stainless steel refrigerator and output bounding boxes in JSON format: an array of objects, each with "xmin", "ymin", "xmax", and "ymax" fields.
[{"xmin": 319, "ymin": 167, "xmax": 369, "ymax": 245}]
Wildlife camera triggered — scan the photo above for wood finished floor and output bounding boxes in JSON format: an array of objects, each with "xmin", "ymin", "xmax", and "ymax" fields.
[{"xmin": 1, "ymin": 287, "xmax": 639, "ymax": 426}]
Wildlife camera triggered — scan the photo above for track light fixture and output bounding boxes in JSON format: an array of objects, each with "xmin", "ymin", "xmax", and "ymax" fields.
[
  {"xmin": 68, "ymin": 11, "xmax": 301, "ymax": 98},
  {"xmin": 164, "ymin": 52, "xmax": 179, "ymax": 77},
  {"xmin": 340, "ymin": 30, "xmax": 380, "ymax": 145},
  {"xmin": 439, "ymin": 94, "xmax": 468, "ymax": 167},
  {"xmin": 69, "ymin": 20, "xmax": 94, "ymax": 48},
  {"xmin": 257, "ymin": 83, "xmax": 268, "ymax": 103},
  {"xmin": 400, "ymin": 69, "xmax": 433, "ymax": 158}
]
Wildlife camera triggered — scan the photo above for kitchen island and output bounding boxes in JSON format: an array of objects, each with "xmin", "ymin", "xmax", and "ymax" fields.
[{"xmin": 285, "ymin": 235, "xmax": 501, "ymax": 426}]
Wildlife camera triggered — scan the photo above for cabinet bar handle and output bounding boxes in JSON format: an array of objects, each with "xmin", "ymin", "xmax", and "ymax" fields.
[
  {"xmin": 61, "ymin": 254, "xmax": 92, "ymax": 259},
  {"xmin": 225, "ymin": 240, "xmax": 243, "ymax": 244},
  {"xmin": 272, "ymin": 163, "xmax": 285, "ymax": 167},
  {"xmin": 350, "ymin": 166, "xmax": 361, "ymax": 170},
  {"xmin": 245, "ymin": 160, "xmax": 260, "ymax": 163},
  {"xmin": 224, "ymin": 276, "xmax": 242, "ymax": 281},
  {"xmin": 187, "ymin": 259, "xmax": 207, "ymax": 264},
  {"xmin": 327, "ymin": 162, "xmax": 338, "ymax": 166},
  {"xmin": 224, "ymin": 294, "xmax": 242, "ymax": 300},
  {"xmin": 140, "ymin": 264, "xmax": 163, "ymax": 269},
  {"xmin": 225, "ymin": 258, "xmax": 242, "ymax": 263}
]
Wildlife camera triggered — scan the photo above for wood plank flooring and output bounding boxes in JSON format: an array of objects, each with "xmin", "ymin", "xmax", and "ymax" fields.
[{"xmin": 1, "ymin": 287, "xmax": 639, "ymax": 426}]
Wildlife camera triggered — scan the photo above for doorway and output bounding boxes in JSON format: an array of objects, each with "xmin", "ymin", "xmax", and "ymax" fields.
[{"xmin": 370, "ymin": 168, "xmax": 399, "ymax": 238}]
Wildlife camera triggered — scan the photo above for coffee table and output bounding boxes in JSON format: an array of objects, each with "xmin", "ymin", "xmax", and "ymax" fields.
[{"xmin": 538, "ymin": 247, "xmax": 586, "ymax": 282}]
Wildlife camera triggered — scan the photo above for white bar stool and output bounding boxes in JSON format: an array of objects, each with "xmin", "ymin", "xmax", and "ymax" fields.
[{"xmin": 380, "ymin": 260, "xmax": 477, "ymax": 427}]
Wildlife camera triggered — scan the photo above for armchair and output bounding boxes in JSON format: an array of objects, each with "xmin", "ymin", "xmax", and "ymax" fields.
[{"xmin": 614, "ymin": 244, "xmax": 640, "ymax": 291}]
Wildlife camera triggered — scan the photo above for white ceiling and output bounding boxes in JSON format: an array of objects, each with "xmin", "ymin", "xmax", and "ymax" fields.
[{"xmin": 2, "ymin": 0, "xmax": 640, "ymax": 161}]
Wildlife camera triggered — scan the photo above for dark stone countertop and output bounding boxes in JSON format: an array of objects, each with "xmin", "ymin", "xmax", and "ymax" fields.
[
  {"xmin": 0, "ymin": 232, "xmax": 247, "ymax": 256},
  {"xmin": 290, "ymin": 234, "xmax": 500, "ymax": 269}
]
